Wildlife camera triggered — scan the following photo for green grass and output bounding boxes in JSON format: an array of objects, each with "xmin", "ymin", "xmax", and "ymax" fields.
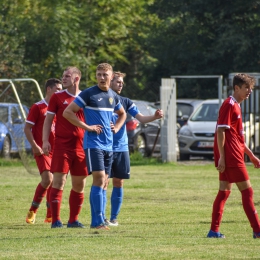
[{"xmin": 0, "ymin": 160, "xmax": 260, "ymax": 259}]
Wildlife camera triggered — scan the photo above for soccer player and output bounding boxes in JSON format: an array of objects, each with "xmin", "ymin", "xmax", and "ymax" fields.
[
  {"xmin": 207, "ymin": 73, "xmax": 260, "ymax": 239},
  {"xmin": 42, "ymin": 66, "xmax": 88, "ymax": 228},
  {"xmin": 63, "ymin": 63, "xmax": 126, "ymax": 230},
  {"xmin": 104, "ymin": 71, "xmax": 163, "ymax": 226},
  {"xmin": 24, "ymin": 78, "xmax": 62, "ymax": 224}
]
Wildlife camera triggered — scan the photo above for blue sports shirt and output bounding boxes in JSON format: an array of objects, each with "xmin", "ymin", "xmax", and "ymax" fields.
[
  {"xmin": 112, "ymin": 96, "xmax": 140, "ymax": 151},
  {"xmin": 74, "ymin": 85, "xmax": 122, "ymax": 151}
]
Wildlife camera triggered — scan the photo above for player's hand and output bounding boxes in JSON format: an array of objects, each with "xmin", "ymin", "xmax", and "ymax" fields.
[
  {"xmin": 154, "ymin": 109, "xmax": 163, "ymax": 119},
  {"xmin": 42, "ymin": 141, "xmax": 51, "ymax": 156},
  {"xmin": 110, "ymin": 121, "xmax": 117, "ymax": 133},
  {"xmin": 89, "ymin": 125, "xmax": 103, "ymax": 134},
  {"xmin": 216, "ymin": 157, "xmax": 225, "ymax": 173},
  {"xmin": 32, "ymin": 145, "xmax": 43, "ymax": 156},
  {"xmin": 249, "ymin": 155, "xmax": 260, "ymax": 168}
]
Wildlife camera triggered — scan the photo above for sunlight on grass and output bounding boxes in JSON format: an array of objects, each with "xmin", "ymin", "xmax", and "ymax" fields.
[{"xmin": 0, "ymin": 160, "xmax": 260, "ymax": 259}]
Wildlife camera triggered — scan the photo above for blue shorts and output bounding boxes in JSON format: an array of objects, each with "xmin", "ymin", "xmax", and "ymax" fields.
[
  {"xmin": 85, "ymin": 148, "xmax": 113, "ymax": 175},
  {"xmin": 111, "ymin": 151, "xmax": 130, "ymax": 179}
]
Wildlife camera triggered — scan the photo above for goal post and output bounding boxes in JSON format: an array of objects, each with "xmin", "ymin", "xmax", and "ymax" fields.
[{"xmin": 160, "ymin": 78, "xmax": 177, "ymax": 162}]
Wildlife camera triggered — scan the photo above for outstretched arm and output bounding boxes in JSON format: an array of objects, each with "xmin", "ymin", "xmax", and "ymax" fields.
[{"xmin": 135, "ymin": 109, "xmax": 163, "ymax": 124}]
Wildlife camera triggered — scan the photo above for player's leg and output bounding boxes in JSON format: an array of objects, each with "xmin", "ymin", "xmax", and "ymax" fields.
[
  {"xmin": 207, "ymin": 178, "xmax": 232, "ymax": 238},
  {"xmin": 110, "ymin": 151, "xmax": 130, "ymax": 226},
  {"xmin": 110, "ymin": 177, "xmax": 124, "ymax": 226},
  {"xmin": 102, "ymin": 175, "xmax": 109, "ymax": 224},
  {"xmin": 49, "ymin": 172, "xmax": 67, "ymax": 228},
  {"xmin": 67, "ymin": 175, "xmax": 86, "ymax": 228},
  {"xmin": 26, "ymin": 155, "xmax": 52, "ymax": 224},
  {"xmin": 86, "ymin": 149, "xmax": 112, "ymax": 230},
  {"xmin": 236, "ymin": 179, "xmax": 260, "ymax": 238},
  {"xmin": 67, "ymin": 149, "xmax": 88, "ymax": 228}
]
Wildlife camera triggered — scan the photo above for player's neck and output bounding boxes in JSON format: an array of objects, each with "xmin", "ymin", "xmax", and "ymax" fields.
[{"xmin": 67, "ymin": 84, "xmax": 80, "ymax": 96}]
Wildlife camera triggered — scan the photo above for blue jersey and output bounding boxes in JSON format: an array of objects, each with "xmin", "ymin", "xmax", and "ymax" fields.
[
  {"xmin": 74, "ymin": 85, "xmax": 122, "ymax": 151},
  {"xmin": 112, "ymin": 96, "xmax": 140, "ymax": 151}
]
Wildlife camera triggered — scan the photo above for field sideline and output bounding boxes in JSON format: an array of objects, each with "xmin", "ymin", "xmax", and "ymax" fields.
[{"xmin": 0, "ymin": 160, "xmax": 260, "ymax": 259}]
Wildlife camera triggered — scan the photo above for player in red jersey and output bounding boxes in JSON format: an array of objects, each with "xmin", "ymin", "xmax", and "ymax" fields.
[
  {"xmin": 42, "ymin": 67, "xmax": 88, "ymax": 228},
  {"xmin": 24, "ymin": 78, "xmax": 62, "ymax": 224},
  {"xmin": 207, "ymin": 73, "xmax": 260, "ymax": 239}
]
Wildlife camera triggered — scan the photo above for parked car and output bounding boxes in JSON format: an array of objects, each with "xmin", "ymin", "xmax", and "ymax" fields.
[
  {"xmin": 0, "ymin": 103, "xmax": 31, "ymax": 158},
  {"xmin": 155, "ymin": 99, "xmax": 203, "ymax": 132},
  {"xmin": 176, "ymin": 99, "xmax": 204, "ymax": 131},
  {"xmin": 178, "ymin": 99, "xmax": 220, "ymax": 160},
  {"xmin": 126, "ymin": 100, "xmax": 161, "ymax": 156}
]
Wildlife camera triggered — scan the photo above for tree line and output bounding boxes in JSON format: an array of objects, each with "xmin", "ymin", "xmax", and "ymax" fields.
[{"xmin": 1, "ymin": 0, "xmax": 260, "ymax": 105}]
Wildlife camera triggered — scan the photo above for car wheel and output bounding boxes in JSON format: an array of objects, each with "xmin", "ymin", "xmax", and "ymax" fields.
[
  {"xmin": 136, "ymin": 134, "xmax": 147, "ymax": 157},
  {"xmin": 179, "ymin": 153, "xmax": 190, "ymax": 161},
  {"xmin": 2, "ymin": 136, "xmax": 11, "ymax": 159}
]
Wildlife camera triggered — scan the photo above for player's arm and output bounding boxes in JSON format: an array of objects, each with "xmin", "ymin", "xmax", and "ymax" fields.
[
  {"xmin": 42, "ymin": 113, "xmax": 55, "ymax": 155},
  {"xmin": 135, "ymin": 109, "xmax": 163, "ymax": 124},
  {"xmin": 216, "ymin": 127, "xmax": 226, "ymax": 173},
  {"xmin": 24, "ymin": 122, "xmax": 43, "ymax": 156},
  {"xmin": 244, "ymin": 143, "xmax": 260, "ymax": 168},
  {"xmin": 112, "ymin": 106, "xmax": 126, "ymax": 134},
  {"xmin": 63, "ymin": 102, "xmax": 103, "ymax": 133}
]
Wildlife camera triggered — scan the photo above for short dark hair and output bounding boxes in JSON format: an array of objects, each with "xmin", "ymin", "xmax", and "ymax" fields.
[
  {"xmin": 233, "ymin": 73, "xmax": 256, "ymax": 90},
  {"xmin": 45, "ymin": 78, "xmax": 62, "ymax": 92}
]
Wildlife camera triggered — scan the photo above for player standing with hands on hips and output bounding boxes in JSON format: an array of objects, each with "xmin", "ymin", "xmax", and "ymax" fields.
[
  {"xmin": 63, "ymin": 63, "xmax": 126, "ymax": 230},
  {"xmin": 207, "ymin": 73, "xmax": 260, "ymax": 239}
]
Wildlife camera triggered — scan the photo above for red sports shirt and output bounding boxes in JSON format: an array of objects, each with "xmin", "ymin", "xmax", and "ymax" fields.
[
  {"xmin": 26, "ymin": 99, "xmax": 55, "ymax": 148},
  {"xmin": 47, "ymin": 89, "xmax": 85, "ymax": 151},
  {"xmin": 214, "ymin": 96, "xmax": 245, "ymax": 168}
]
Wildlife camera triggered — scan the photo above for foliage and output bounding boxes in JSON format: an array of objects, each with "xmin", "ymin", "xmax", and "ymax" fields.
[{"xmin": 1, "ymin": 0, "xmax": 260, "ymax": 102}]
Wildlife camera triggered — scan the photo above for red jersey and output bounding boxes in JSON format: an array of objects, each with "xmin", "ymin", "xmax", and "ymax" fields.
[
  {"xmin": 26, "ymin": 99, "xmax": 55, "ymax": 148},
  {"xmin": 214, "ymin": 96, "xmax": 245, "ymax": 167},
  {"xmin": 47, "ymin": 89, "xmax": 85, "ymax": 150}
]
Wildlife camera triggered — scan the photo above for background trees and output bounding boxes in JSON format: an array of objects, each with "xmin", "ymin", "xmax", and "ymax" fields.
[{"xmin": 0, "ymin": 0, "xmax": 260, "ymax": 103}]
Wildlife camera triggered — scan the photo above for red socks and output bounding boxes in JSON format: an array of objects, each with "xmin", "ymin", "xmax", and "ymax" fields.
[
  {"xmin": 241, "ymin": 187, "xmax": 260, "ymax": 233},
  {"xmin": 29, "ymin": 183, "xmax": 48, "ymax": 213},
  {"xmin": 50, "ymin": 188, "xmax": 63, "ymax": 223},
  {"xmin": 210, "ymin": 190, "xmax": 231, "ymax": 232},
  {"xmin": 68, "ymin": 189, "xmax": 84, "ymax": 223}
]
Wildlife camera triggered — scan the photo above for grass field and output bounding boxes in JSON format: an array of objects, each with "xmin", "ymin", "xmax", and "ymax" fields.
[{"xmin": 0, "ymin": 158, "xmax": 260, "ymax": 259}]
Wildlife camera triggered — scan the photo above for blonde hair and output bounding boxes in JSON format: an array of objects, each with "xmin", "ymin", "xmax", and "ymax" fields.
[
  {"xmin": 96, "ymin": 63, "xmax": 113, "ymax": 72},
  {"xmin": 113, "ymin": 71, "xmax": 126, "ymax": 79}
]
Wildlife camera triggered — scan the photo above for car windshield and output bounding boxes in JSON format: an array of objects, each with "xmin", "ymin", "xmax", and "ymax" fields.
[
  {"xmin": 190, "ymin": 103, "xmax": 219, "ymax": 122},
  {"xmin": 177, "ymin": 103, "xmax": 193, "ymax": 118}
]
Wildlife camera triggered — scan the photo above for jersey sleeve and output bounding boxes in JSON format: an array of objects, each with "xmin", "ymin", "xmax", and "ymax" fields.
[
  {"xmin": 74, "ymin": 90, "xmax": 88, "ymax": 108},
  {"xmin": 26, "ymin": 104, "xmax": 39, "ymax": 125},
  {"xmin": 47, "ymin": 94, "xmax": 58, "ymax": 115},
  {"xmin": 217, "ymin": 101, "xmax": 232, "ymax": 129}
]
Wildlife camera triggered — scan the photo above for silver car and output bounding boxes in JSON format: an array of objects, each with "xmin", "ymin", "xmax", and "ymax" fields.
[{"xmin": 178, "ymin": 99, "xmax": 220, "ymax": 160}]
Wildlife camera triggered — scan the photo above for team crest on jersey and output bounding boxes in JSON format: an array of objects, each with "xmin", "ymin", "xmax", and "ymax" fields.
[{"xmin": 109, "ymin": 97, "xmax": 113, "ymax": 105}]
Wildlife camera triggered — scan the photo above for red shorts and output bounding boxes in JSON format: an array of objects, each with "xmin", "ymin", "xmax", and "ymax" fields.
[
  {"xmin": 35, "ymin": 154, "xmax": 52, "ymax": 174},
  {"xmin": 51, "ymin": 149, "xmax": 88, "ymax": 176},
  {"xmin": 219, "ymin": 167, "xmax": 249, "ymax": 183}
]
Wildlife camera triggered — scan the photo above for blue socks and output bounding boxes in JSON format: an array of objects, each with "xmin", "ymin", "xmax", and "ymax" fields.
[
  {"xmin": 110, "ymin": 187, "xmax": 123, "ymax": 221},
  {"xmin": 90, "ymin": 186, "xmax": 103, "ymax": 226}
]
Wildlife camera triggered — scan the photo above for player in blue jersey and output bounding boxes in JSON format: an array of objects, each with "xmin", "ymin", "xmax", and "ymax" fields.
[
  {"xmin": 63, "ymin": 63, "xmax": 126, "ymax": 230},
  {"xmin": 105, "ymin": 71, "xmax": 163, "ymax": 226}
]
